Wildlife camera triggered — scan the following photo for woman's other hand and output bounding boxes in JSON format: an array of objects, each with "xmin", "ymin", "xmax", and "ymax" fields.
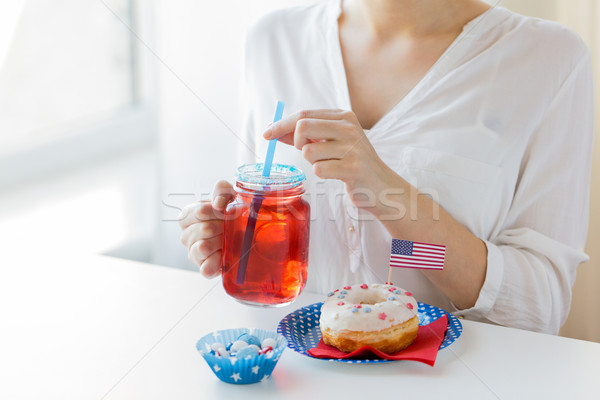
[{"xmin": 179, "ymin": 180, "xmax": 235, "ymax": 277}]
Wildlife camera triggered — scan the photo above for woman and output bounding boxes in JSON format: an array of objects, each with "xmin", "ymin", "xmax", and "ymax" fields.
[{"xmin": 179, "ymin": 0, "xmax": 594, "ymax": 333}]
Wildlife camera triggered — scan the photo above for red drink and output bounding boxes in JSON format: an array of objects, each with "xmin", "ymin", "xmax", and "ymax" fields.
[{"xmin": 222, "ymin": 164, "xmax": 310, "ymax": 307}]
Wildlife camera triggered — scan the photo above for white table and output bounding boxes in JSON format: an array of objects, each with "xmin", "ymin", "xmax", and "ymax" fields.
[{"xmin": 2, "ymin": 251, "xmax": 599, "ymax": 400}]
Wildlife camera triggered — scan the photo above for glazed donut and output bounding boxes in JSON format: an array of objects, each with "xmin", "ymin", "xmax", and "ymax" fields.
[{"xmin": 320, "ymin": 283, "xmax": 419, "ymax": 353}]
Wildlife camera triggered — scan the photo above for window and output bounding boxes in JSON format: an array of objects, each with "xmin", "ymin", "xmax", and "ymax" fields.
[{"xmin": 0, "ymin": 0, "xmax": 155, "ymax": 187}]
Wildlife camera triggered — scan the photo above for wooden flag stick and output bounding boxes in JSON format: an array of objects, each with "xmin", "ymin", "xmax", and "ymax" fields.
[{"xmin": 387, "ymin": 266, "xmax": 392, "ymax": 285}]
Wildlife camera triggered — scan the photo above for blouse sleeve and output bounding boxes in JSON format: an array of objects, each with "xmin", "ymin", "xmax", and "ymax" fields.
[
  {"xmin": 237, "ymin": 29, "xmax": 258, "ymax": 167},
  {"xmin": 454, "ymin": 50, "xmax": 595, "ymax": 334}
]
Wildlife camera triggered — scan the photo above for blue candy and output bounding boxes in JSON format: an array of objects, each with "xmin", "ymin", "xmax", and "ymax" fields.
[
  {"xmin": 388, "ymin": 296, "xmax": 396, "ymax": 301},
  {"xmin": 393, "ymin": 290, "xmax": 401, "ymax": 294},
  {"xmin": 337, "ymin": 295, "xmax": 345, "ymax": 299},
  {"xmin": 236, "ymin": 345, "xmax": 260, "ymax": 359},
  {"xmin": 351, "ymin": 308, "xmax": 359, "ymax": 313},
  {"xmin": 328, "ymin": 292, "xmax": 335, "ymax": 297},
  {"xmin": 237, "ymin": 333, "xmax": 261, "ymax": 347},
  {"xmin": 363, "ymin": 306, "xmax": 371, "ymax": 313},
  {"xmin": 340, "ymin": 290, "xmax": 348, "ymax": 294}
]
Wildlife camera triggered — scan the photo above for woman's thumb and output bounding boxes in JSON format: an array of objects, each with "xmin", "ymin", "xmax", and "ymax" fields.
[{"xmin": 212, "ymin": 180, "xmax": 235, "ymax": 210}]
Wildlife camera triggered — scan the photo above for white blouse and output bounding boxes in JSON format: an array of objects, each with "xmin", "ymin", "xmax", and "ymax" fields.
[{"xmin": 238, "ymin": 1, "xmax": 594, "ymax": 333}]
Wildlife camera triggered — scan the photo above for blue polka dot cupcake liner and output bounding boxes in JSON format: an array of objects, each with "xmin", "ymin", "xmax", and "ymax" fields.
[{"xmin": 196, "ymin": 328, "xmax": 287, "ymax": 384}]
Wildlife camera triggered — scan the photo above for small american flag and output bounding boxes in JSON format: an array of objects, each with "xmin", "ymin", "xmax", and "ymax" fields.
[{"xmin": 389, "ymin": 239, "xmax": 445, "ymax": 270}]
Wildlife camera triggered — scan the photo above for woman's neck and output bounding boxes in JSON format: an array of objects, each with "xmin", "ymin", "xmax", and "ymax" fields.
[{"xmin": 341, "ymin": 0, "xmax": 491, "ymax": 40}]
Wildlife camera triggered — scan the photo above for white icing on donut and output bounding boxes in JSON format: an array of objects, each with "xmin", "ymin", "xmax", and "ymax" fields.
[{"xmin": 320, "ymin": 283, "xmax": 418, "ymax": 332}]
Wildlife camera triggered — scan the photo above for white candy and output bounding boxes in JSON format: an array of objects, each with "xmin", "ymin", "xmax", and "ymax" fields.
[
  {"xmin": 230, "ymin": 340, "xmax": 248, "ymax": 352},
  {"xmin": 210, "ymin": 342, "xmax": 225, "ymax": 351},
  {"xmin": 261, "ymin": 338, "xmax": 277, "ymax": 349},
  {"xmin": 210, "ymin": 342, "xmax": 228, "ymax": 357}
]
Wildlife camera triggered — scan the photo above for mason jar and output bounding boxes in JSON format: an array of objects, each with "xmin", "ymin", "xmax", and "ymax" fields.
[{"xmin": 222, "ymin": 163, "xmax": 310, "ymax": 307}]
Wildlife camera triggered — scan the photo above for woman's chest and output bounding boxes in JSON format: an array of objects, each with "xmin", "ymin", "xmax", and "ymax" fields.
[{"xmin": 339, "ymin": 33, "xmax": 459, "ymax": 129}]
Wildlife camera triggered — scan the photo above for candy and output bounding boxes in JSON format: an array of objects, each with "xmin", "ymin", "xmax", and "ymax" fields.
[
  {"xmin": 259, "ymin": 346, "xmax": 273, "ymax": 354},
  {"xmin": 393, "ymin": 289, "xmax": 401, "ymax": 294},
  {"xmin": 407, "ymin": 303, "xmax": 414, "ymax": 310},
  {"xmin": 360, "ymin": 284, "xmax": 368, "ymax": 289},
  {"xmin": 337, "ymin": 301, "xmax": 345, "ymax": 306},
  {"xmin": 363, "ymin": 306, "xmax": 371, "ymax": 313},
  {"xmin": 261, "ymin": 338, "xmax": 277, "ymax": 349},
  {"xmin": 351, "ymin": 308, "xmax": 359, "ymax": 313},
  {"xmin": 405, "ymin": 292, "xmax": 412, "ymax": 297},
  {"xmin": 337, "ymin": 295, "xmax": 345, "ymax": 299},
  {"xmin": 237, "ymin": 333, "xmax": 261, "ymax": 347},
  {"xmin": 378, "ymin": 312, "xmax": 387, "ymax": 320},
  {"xmin": 210, "ymin": 342, "xmax": 229, "ymax": 357},
  {"xmin": 388, "ymin": 296, "xmax": 396, "ymax": 301},
  {"xmin": 229, "ymin": 340, "xmax": 248, "ymax": 353},
  {"xmin": 211, "ymin": 343, "xmax": 226, "ymax": 353},
  {"xmin": 343, "ymin": 286, "xmax": 351, "ymax": 290},
  {"xmin": 340, "ymin": 290, "xmax": 348, "ymax": 294},
  {"xmin": 236, "ymin": 345, "xmax": 260, "ymax": 359}
]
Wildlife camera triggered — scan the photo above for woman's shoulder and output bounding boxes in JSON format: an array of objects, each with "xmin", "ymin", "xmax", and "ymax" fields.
[
  {"xmin": 497, "ymin": 7, "xmax": 590, "ymax": 66},
  {"xmin": 245, "ymin": 1, "xmax": 332, "ymax": 46}
]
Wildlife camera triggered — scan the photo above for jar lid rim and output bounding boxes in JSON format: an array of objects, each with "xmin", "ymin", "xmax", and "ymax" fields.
[{"xmin": 235, "ymin": 163, "xmax": 306, "ymax": 186}]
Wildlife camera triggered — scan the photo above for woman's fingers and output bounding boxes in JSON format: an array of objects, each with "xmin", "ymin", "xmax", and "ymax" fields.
[
  {"xmin": 198, "ymin": 251, "xmax": 223, "ymax": 278},
  {"xmin": 188, "ymin": 235, "xmax": 223, "ymax": 266},
  {"xmin": 313, "ymin": 158, "xmax": 351, "ymax": 181},
  {"xmin": 178, "ymin": 201, "xmax": 222, "ymax": 230},
  {"xmin": 178, "ymin": 181, "xmax": 233, "ymax": 230},
  {"xmin": 263, "ymin": 109, "xmax": 352, "ymax": 143},
  {"xmin": 180, "ymin": 220, "xmax": 224, "ymax": 249},
  {"xmin": 301, "ymin": 140, "xmax": 349, "ymax": 163},
  {"xmin": 212, "ymin": 180, "xmax": 235, "ymax": 211}
]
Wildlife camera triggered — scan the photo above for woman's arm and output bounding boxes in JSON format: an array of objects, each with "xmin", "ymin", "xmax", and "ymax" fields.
[
  {"xmin": 263, "ymin": 109, "xmax": 487, "ymax": 309},
  {"xmin": 263, "ymin": 42, "xmax": 593, "ymax": 332}
]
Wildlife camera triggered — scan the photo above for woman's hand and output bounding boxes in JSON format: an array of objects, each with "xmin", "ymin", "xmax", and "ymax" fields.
[
  {"xmin": 263, "ymin": 109, "xmax": 399, "ymax": 215},
  {"xmin": 178, "ymin": 180, "xmax": 235, "ymax": 277},
  {"xmin": 264, "ymin": 108, "xmax": 487, "ymax": 309}
]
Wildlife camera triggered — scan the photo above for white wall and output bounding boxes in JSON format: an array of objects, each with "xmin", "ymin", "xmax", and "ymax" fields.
[{"xmin": 154, "ymin": 0, "xmax": 317, "ymax": 270}]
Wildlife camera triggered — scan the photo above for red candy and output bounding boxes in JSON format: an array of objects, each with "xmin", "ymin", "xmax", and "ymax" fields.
[
  {"xmin": 337, "ymin": 301, "xmax": 345, "ymax": 306},
  {"xmin": 405, "ymin": 292, "xmax": 412, "ymax": 296},
  {"xmin": 343, "ymin": 286, "xmax": 351, "ymax": 290},
  {"xmin": 260, "ymin": 346, "xmax": 273, "ymax": 354},
  {"xmin": 354, "ymin": 304, "xmax": 362, "ymax": 309},
  {"xmin": 385, "ymin": 282, "xmax": 393, "ymax": 285},
  {"xmin": 360, "ymin": 284, "xmax": 368, "ymax": 289},
  {"xmin": 407, "ymin": 303, "xmax": 414, "ymax": 310},
  {"xmin": 378, "ymin": 312, "xmax": 387, "ymax": 320},
  {"xmin": 388, "ymin": 288, "xmax": 397, "ymax": 292},
  {"xmin": 334, "ymin": 289, "xmax": 339, "ymax": 292}
]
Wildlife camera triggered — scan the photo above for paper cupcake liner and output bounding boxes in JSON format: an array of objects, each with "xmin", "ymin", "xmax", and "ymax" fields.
[{"xmin": 196, "ymin": 328, "xmax": 287, "ymax": 384}]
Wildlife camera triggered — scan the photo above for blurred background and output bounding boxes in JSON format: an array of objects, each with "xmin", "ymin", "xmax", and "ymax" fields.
[{"xmin": 0, "ymin": 0, "xmax": 597, "ymax": 341}]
